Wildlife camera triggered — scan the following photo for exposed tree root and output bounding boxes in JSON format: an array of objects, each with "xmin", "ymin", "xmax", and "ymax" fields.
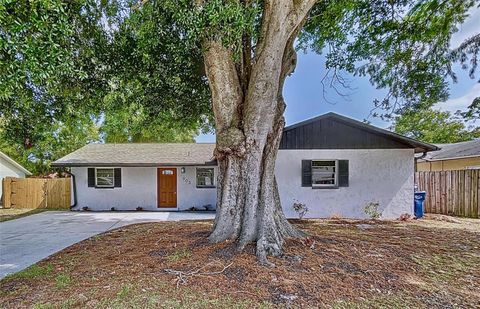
[{"xmin": 164, "ymin": 261, "xmax": 233, "ymax": 288}]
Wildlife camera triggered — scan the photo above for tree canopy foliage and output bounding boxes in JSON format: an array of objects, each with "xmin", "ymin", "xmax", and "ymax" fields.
[
  {"xmin": 0, "ymin": 0, "xmax": 212, "ymax": 173},
  {"xmin": 1, "ymin": 0, "xmax": 479, "ymax": 172},
  {"xmin": 394, "ymin": 108, "xmax": 480, "ymax": 143}
]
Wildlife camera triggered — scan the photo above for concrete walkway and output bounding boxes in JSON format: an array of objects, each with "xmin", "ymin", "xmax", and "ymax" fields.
[{"xmin": 0, "ymin": 211, "xmax": 215, "ymax": 279}]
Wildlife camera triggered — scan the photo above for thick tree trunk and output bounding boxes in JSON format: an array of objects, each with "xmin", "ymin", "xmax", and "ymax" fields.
[
  {"xmin": 209, "ymin": 107, "xmax": 306, "ymax": 265},
  {"xmin": 203, "ymin": 0, "xmax": 315, "ymax": 264}
]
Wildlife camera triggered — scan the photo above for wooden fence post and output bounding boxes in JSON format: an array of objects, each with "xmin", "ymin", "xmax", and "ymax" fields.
[
  {"xmin": 1, "ymin": 177, "xmax": 70, "ymax": 210},
  {"xmin": 3, "ymin": 177, "xmax": 12, "ymax": 208},
  {"xmin": 415, "ymin": 169, "xmax": 479, "ymax": 219}
]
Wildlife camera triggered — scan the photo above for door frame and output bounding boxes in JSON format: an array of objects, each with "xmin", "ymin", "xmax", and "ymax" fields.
[{"xmin": 157, "ymin": 167, "xmax": 177, "ymax": 208}]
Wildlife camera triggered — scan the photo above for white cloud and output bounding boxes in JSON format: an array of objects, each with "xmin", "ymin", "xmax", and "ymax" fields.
[
  {"xmin": 435, "ymin": 83, "xmax": 479, "ymax": 113},
  {"xmin": 450, "ymin": 7, "xmax": 480, "ymax": 48}
]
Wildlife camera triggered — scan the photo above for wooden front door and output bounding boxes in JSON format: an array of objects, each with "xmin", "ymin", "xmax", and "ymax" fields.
[{"xmin": 157, "ymin": 168, "xmax": 177, "ymax": 208}]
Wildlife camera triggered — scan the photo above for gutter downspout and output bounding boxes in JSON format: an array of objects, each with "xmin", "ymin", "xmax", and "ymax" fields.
[
  {"xmin": 414, "ymin": 151, "xmax": 428, "ymax": 191},
  {"xmin": 415, "ymin": 151, "xmax": 428, "ymax": 172},
  {"xmin": 64, "ymin": 170, "xmax": 77, "ymax": 209}
]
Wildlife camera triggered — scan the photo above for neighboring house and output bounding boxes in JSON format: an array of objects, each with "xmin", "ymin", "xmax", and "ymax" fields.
[
  {"xmin": 0, "ymin": 151, "xmax": 32, "ymax": 202},
  {"xmin": 416, "ymin": 139, "xmax": 480, "ymax": 171},
  {"xmin": 52, "ymin": 112, "xmax": 437, "ymax": 219}
]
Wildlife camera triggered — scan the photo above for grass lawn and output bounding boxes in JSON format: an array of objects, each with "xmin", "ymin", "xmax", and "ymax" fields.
[
  {"xmin": 0, "ymin": 208, "xmax": 48, "ymax": 222},
  {"xmin": 0, "ymin": 215, "xmax": 479, "ymax": 308}
]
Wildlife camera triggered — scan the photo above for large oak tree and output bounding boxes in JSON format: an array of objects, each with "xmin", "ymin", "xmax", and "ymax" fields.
[{"xmin": 1, "ymin": 0, "xmax": 479, "ymax": 263}]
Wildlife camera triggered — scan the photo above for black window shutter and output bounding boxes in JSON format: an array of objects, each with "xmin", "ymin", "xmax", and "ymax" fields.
[
  {"xmin": 114, "ymin": 168, "xmax": 122, "ymax": 187},
  {"xmin": 338, "ymin": 160, "xmax": 349, "ymax": 187},
  {"xmin": 301, "ymin": 160, "xmax": 312, "ymax": 187},
  {"xmin": 87, "ymin": 168, "xmax": 95, "ymax": 187}
]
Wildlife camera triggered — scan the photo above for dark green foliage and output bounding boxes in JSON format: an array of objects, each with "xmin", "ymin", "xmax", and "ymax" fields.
[
  {"xmin": 461, "ymin": 96, "xmax": 480, "ymax": 120},
  {"xmin": 0, "ymin": 0, "xmax": 78, "ymax": 100},
  {"xmin": 450, "ymin": 33, "xmax": 480, "ymax": 81},
  {"xmin": 394, "ymin": 108, "xmax": 479, "ymax": 143},
  {"xmin": 0, "ymin": 114, "xmax": 99, "ymax": 174},
  {"xmin": 101, "ymin": 103, "xmax": 197, "ymax": 143},
  {"xmin": 1, "ymin": 0, "xmax": 478, "ymax": 174},
  {"xmin": 0, "ymin": 0, "xmax": 212, "ymax": 173},
  {"xmin": 105, "ymin": 0, "xmax": 212, "ymax": 128}
]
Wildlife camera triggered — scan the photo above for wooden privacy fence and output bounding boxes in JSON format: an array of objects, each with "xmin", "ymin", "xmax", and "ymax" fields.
[
  {"xmin": 415, "ymin": 170, "xmax": 479, "ymax": 218},
  {"xmin": 2, "ymin": 177, "xmax": 71, "ymax": 209}
]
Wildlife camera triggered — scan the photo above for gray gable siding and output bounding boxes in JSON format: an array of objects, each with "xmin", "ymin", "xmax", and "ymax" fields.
[{"xmin": 280, "ymin": 117, "xmax": 411, "ymax": 150}]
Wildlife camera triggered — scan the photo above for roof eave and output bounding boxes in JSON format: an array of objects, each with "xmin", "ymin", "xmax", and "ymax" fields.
[
  {"xmin": 424, "ymin": 154, "xmax": 480, "ymax": 162},
  {"xmin": 51, "ymin": 161, "xmax": 218, "ymax": 167},
  {"xmin": 0, "ymin": 151, "xmax": 32, "ymax": 175}
]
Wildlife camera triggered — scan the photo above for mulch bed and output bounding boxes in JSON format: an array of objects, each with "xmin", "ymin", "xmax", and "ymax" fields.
[{"xmin": 1, "ymin": 218, "xmax": 479, "ymax": 308}]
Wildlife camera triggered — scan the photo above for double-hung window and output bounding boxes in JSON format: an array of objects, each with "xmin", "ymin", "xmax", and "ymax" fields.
[
  {"xmin": 95, "ymin": 168, "xmax": 115, "ymax": 188},
  {"xmin": 311, "ymin": 160, "xmax": 338, "ymax": 188},
  {"xmin": 196, "ymin": 168, "xmax": 215, "ymax": 188}
]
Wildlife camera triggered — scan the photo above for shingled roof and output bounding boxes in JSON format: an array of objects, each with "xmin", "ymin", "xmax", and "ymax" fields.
[
  {"xmin": 53, "ymin": 113, "xmax": 440, "ymax": 167},
  {"xmin": 420, "ymin": 139, "xmax": 480, "ymax": 161},
  {"xmin": 0, "ymin": 151, "xmax": 32, "ymax": 175},
  {"xmin": 52, "ymin": 143, "xmax": 216, "ymax": 167}
]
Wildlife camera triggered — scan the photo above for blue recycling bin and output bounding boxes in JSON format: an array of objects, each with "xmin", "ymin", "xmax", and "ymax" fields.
[{"xmin": 414, "ymin": 191, "xmax": 426, "ymax": 218}]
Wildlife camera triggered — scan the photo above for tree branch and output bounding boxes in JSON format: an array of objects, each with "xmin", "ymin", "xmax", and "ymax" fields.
[
  {"xmin": 203, "ymin": 41, "xmax": 244, "ymax": 133},
  {"xmin": 244, "ymin": 0, "xmax": 316, "ymax": 135}
]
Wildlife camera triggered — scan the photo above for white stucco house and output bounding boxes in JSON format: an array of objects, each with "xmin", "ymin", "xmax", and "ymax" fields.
[
  {"xmin": 52, "ymin": 113, "xmax": 437, "ymax": 219},
  {"xmin": 0, "ymin": 151, "xmax": 32, "ymax": 202}
]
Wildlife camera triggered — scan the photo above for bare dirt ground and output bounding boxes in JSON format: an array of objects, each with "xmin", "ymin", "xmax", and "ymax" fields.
[{"xmin": 1, "ymin": 215, "xmax": 479, "ymax": 308}]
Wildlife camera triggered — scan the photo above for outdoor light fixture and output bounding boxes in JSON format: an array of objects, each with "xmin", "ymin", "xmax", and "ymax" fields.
[{"xmin": 181, "ymin": 167, "xmax": 186, "ymax": 173}]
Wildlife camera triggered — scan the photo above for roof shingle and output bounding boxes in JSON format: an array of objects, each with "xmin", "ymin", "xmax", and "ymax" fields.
[
  {"xmin": 422, "ymin": 139, "xmax": 480, "ymax": 161},
  {"xmin": 52, "ymin": 143, "xmax": 216, "ymax": 167}
]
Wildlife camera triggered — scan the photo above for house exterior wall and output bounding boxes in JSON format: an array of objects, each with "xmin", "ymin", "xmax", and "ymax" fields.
[
  {"xmin": 416, "ymin": 157, "xmax": 480, "ymax": 171},
  {"xmin": 275, "ymin": 149, "xmax": 415, "ymax": 219},
  {"xmin": 71, "ymin": 166, "xmax": 217, "ymax": 211},
  {"xmin": 71, "ymin": 149, "xmax": 415, "ymax": 219},
  {"xmin": 0, "ymin": 158, "xmax": 27, "ymax": 198}
]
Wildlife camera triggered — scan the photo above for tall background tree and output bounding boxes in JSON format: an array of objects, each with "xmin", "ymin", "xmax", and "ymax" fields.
[
  {"xmin": 0, "ymin": 0, "xmax": 212, "ymax": 173},
  {"xmin": 2, "ymin": 0, "xmax": 479, "ymax": 262},
  {"xmin": 394, "ymin": 108, "xmax": 480, "ymax": 143}
]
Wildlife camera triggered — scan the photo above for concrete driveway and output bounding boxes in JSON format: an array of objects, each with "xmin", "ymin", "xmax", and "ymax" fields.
[{"xmin": 0, "ymin": 211, "xmax": 215, "ymax": 279}]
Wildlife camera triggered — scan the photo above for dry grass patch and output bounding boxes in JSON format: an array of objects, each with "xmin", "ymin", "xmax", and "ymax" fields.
[
  {"xmin": 0, "ymin": 208, "xmax": 46, "ymax": 222},
  {"xmin": 0, "ymin": 208, "xmax": 67, "ymax": 222},
  {"xmin": 0, "ymin": 217, "xmax": 479, "ymax": 308}
]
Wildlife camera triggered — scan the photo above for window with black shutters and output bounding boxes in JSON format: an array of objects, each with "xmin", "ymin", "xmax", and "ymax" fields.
[
  {"xmin": 312, "ymin": 160, "xmax": 337, "ymax": 187},
  {"xmin": 302, "ymin": 159, "xmax": 349, "ymax": 188},
  {"xmin": 88, "ymin": 168, "xmax": 121, "ymax": 188},
  {"xmin": 95, "ymin": 168, "xmax": 114, "ymax": 187}
]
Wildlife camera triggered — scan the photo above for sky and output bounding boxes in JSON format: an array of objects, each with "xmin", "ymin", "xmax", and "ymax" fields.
[{"xmin": 196, "ymin": 6, "xmax": 480, "ymax": 143}]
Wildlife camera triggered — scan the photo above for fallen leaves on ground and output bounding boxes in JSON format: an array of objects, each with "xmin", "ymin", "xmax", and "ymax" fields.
[{"xmin": 1, "ymin": 217, "xmax": 479, "ymax": 308}]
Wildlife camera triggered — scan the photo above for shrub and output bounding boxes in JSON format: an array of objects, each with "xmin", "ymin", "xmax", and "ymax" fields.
[
  {"xmin": 292, "ymin": 200, "xmax": 308, "ymax": 219},
  {"xmin": 364, "ymin": 202, "xmax": 381, "ymax": 220}
]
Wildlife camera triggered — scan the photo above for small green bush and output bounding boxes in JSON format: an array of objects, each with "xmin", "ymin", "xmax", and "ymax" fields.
[{"xmin": 364, "ymin": 202, "xmax": 381, "ymax": 220}]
